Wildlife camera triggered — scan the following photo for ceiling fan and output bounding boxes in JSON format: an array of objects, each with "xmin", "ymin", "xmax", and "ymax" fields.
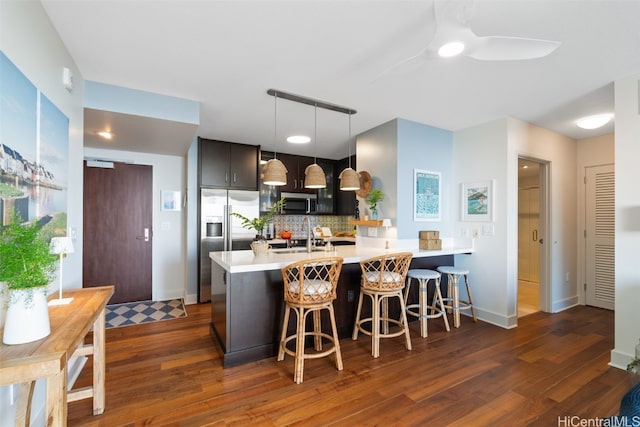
[{"xmin": 375, "ymin": 0, "xmax": 561, "ymax": 78}]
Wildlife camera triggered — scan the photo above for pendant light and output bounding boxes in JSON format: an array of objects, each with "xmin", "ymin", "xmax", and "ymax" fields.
[
  {"xmin": 339, "ymin": 112, "xmax": 360, "ymax": 191},
  {"xmin": 263, "ymin": 93, "xmax": 287, "ymax": 186},
  {"xmin": 304, "ymin": 103, "xmax": 326, "ymax": 189}
]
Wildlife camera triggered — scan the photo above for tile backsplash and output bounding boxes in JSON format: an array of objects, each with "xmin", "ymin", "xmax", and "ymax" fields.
[{"xmin": 270, "ymin": 215, "xmax": 354, "ymax": 239}]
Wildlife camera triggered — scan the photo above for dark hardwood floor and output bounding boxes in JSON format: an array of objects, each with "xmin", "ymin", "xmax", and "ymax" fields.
[{"xmin": 68, "ymin": 303, "xmax": 636, "ymax": 426}]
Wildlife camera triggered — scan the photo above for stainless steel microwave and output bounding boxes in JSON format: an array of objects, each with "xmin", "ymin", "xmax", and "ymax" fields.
[{"xmin": 281, "ymin": 192, "xmax": 318, "ymax": 214}]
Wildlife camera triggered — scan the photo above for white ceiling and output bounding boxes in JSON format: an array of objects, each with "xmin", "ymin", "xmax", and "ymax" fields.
[{"xmin": 41, "ymin": 0, "xmax": 640, "ymax": 159}]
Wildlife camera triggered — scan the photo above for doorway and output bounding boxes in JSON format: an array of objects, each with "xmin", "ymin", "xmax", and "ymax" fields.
[
  {"xmin": 517, "ymin": 157, "xmax": 548, "ymax": 317},
  {"xmin": 83, "ymin": 160, "xmax": 153, "ymax": 304}
]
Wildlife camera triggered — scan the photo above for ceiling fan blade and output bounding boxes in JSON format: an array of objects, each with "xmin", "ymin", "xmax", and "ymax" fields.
[
  {"xmin": 466, "ymin": 36, "xmax": 561, "ymax": 60},
  {"xmin": 371, "ymin": 47, "xmax": 437, "ymax": 82}
]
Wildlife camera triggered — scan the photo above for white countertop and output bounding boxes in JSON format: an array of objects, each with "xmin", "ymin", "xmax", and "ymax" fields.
[{"xmin": 210, "ymin": 243, "xmax": 474, "ymax": 273}]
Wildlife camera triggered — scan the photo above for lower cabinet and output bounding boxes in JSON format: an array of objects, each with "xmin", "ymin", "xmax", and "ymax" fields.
[{"xmin": 210, "ymin": 255, "xmax": 453, "ymax": 368}]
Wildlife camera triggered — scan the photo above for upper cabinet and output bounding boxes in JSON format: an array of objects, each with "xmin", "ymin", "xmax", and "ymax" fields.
[
  {"xmin": 277, "ymin": 153, "xmax": 316, "ymax": 194},
  {"xmin": 199, "ymin": 138, "xmax": 259, "ymax": 189},
  {"xmin": 316, "ymin": 159, "xmax": 335, "ymax": 214},
  {"xmin": 260, "ymin": 150, "xmax": 344, "ymax": 214},
  {"xmin": 335, "ymin": 155, "xmax": 357, "ymax": 215}
]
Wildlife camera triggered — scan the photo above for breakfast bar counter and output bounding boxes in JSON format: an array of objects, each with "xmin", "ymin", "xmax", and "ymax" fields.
[{"xmin": 209, "ymin": 243, "xmax": 473, "ymax": 367}]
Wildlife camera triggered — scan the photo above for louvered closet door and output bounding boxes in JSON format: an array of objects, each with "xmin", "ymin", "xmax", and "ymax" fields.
[{"xmin": 586, "ymin": 164, "xmax": 615, "ymax": 309}]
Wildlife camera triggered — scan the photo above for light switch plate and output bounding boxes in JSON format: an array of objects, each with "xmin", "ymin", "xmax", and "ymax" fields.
[{"xmin": 368, "ymin": 227, "xmax": 377, "ymax": 237}]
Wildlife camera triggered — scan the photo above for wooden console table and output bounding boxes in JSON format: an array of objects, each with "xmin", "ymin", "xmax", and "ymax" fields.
[{"xmin": 0, "ymin": 286, "xmax": 114, "ymax": 426}]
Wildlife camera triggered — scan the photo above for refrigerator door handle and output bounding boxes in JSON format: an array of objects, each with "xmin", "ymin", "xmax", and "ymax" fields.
[{"xmin": 226, "ymin": 205, "xmax": 232, "ymax": 250}]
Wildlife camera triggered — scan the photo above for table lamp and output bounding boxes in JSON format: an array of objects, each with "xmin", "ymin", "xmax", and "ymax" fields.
[
  {"xmin": 382, "ymin": 218, "xmax": 392, "ymax": 249},
  {"xmin": 49, "ymin": 236, "xmax": 75, "ymax": 306}
]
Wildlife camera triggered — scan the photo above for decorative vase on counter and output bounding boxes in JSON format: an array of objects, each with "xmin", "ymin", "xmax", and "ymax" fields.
[
  {"xmin": 250, "ymin": 240, "xmax": 270, "ymax": 256},
  {"xmin": 371, "ymin": 209, "xmax": 378, "ymax": 220}
]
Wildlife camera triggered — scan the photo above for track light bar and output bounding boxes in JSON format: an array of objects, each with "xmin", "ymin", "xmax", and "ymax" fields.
[{"xmin": 267, "ymin": 89, "xmax": 357, "ymax": 115}]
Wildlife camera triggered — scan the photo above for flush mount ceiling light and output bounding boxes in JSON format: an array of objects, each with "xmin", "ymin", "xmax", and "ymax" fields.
[
  {"xmin": 97, "ymin": 131, "xmax": 113, "ymax": 140},
  {"xmin": 576, "ymin": 113, "xmax": 613, "ymax": 130},
  {"xmin": 304, "ymin": 104, "xmax": 327, "ymax": 189},
  {"xmin": 287, "ymin": 135, "xmax": 310, "ymax": 144},
  {"xmin": 339, "ymin": 113, "xmax": 360, "ymax": 191},
  {"xmin": 438, "ymin": 41, "xmax": 465, "ymax": 58},
  {"xmin": 262, "ymin": 93, "xmax": 288, "ymax": 186}
]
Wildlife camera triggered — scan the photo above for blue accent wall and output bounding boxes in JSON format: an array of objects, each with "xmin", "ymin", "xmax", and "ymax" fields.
[{"xmin": 397, "ymin": 118, "xmax": 454, "ymax": 239}]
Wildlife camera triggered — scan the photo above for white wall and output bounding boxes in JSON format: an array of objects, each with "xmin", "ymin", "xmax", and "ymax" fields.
[
  {"xmin": 510, "ymin": 121, "xmax": 578, "ymax": 314},
  {"xmin": 1, "ymin": 1, "xmax": 85, "ymax": 425},
  {"xmin": 453, "ymin": 119, "xmax": 511, "ymax": 326},
  {"xmin": 453, "ymin": 118, "xmax": 578, "ymax": 328},
  {"xmin": 611, "ymin": 74, "xmax": 640, "ymax": 369},
  {"xmin": 576, "ymin": 133, "xmax": 614, "ymax": 305},
  {"xmin": 84, "ymin": 148, "xmax": 187, "ymax": 302}
]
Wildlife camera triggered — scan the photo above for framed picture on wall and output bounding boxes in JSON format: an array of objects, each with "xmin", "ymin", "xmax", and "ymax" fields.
[
  {"xmin": 161, "ymin": 190, "xmax": 182, "ymax": 211},
  {"xmin": 413, "ymin": 169, "xmax": 441, "ymax": 221},
  {"xmin": 461, "ymin": 180, "xmax": 494, "ymax": 221}
]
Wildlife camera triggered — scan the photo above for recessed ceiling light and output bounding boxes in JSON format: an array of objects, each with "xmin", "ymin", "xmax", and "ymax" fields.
[
  {"xmin": 97, "ymin": 131, "xmax": 113, "ymax": 140},
  {"xmin": 438, "ymin": 41, "xmax": 465, "ymax": 58},
  {"xmin": 576, "ymin": 114, "xmax": 613, "ymax": 130},
  {"xmin": 287, "ymin": 135, "xmax": 310, "ymax": 144}
]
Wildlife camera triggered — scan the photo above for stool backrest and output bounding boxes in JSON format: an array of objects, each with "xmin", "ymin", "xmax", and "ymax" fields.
[
  {"xmin": 281, "ymin": 257, "xmax": 344, "ymax": 305},
  {"xmin": 359, "ymin": 252, "xmax": 413, "ymax": 291}
]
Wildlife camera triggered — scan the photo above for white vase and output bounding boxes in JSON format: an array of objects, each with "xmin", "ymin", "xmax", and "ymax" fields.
[{"xmin": 3, "ymin": 287, "xmax": 51, "ymax": 345}]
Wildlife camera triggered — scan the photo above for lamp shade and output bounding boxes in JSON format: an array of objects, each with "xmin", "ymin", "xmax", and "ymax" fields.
[
  {"xmin": 382, "ymin": 219, "xmax": 392, "ymax": 227},
  {"xmin": 304, "ymin": 163, "xmax": 326, "ymax": 188},
  {"xmin": 50, "ymin": 236, "xmax": 74, "ymax": 255},
  {"xmin": 339, "ymin": 167, "xmax": 360, "ymax": 191},
  {"xmin": 263, "ymin": 158, "xmax": 288, "ymax": 186}
]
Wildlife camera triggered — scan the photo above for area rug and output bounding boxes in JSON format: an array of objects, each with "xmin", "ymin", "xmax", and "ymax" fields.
[{"xmin": 105, "ymin": 299, "xmax": 187, "ymax": 329}]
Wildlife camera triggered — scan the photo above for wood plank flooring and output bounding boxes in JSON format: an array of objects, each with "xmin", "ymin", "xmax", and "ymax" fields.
[{"xmin": 68, "ymin": 303, "xmax": 637, "ymax": 426}]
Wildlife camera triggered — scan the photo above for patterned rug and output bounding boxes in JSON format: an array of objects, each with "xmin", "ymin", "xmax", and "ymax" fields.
[{"xmin": 105, "ymin": 299, "xmax": 187, "ymax": 328}]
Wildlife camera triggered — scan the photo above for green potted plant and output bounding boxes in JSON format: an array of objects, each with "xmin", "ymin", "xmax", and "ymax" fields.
[
  {"xmin": 232, "ymin": 198, "xmax": 285, "ymax": 255},
  {"xmin": 366, "ymin": 188, "xmax": 384, "ymax": 220},
  {"xmin": 0, "ymin": 213, "xmax": 58, "ymax": 345}
]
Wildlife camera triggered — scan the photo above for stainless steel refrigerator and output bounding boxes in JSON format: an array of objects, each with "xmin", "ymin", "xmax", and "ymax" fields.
[{"xmin": 198, "ymin": 189, "xmax": 259, "ymax": 302}]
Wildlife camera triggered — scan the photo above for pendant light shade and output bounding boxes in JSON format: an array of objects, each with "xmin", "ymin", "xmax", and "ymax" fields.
[
  {"xmin": 263, "ymin": 91, "xmax": 287, "ymax": 186},
  {"xmin": 263, "ymin": 158, "xmax": 288, "ymax": 186},
  {"xmin": 339, "ymin": 112, "xmax": 360, "ymax": 191},
  {"xmin": 339, "ymin": 167, "xmax": 360, "ymax": 191},
  {"xmin": 305, "ymin": 103, "xmax": 326, "ymax": 189},
  {"xmin": 305, "ymin": 163, "xmax": 326, "ymax": 188}
]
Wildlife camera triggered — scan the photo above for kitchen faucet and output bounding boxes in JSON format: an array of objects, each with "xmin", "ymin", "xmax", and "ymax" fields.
[{"xmin": 304, "ymin": 216, "xmax": 312, "ymax": 253}]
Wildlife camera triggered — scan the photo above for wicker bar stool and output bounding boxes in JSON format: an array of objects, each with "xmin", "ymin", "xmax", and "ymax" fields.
[
  {"xmin": 277, "ymin": 257, "xmax": 344, "ymax": 384},
  {"xmin": 404, "ymin": 269, "xmax": 450, "ymax": 338},
  {"xmin": 352, "ymin": 252, "xmax": 413, "ymax": 358},
  {"xmin": 436, "ymin": 266, "xmax": 477, "ymax": 328}
]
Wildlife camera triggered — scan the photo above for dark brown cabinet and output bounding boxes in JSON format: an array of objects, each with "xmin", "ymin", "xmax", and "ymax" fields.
[
  {"xmin": 199, "ymin": 138, "xmax": 259, "ymax": 190},
  {"xmin": 335, "ymin": 155, "xmax": 357, "ymax": 215},
  {"xmin": 278, "ymin": 153, "xmax": 315, "ymax": 194},
  {"xmin": 259, "ymin": 150, "xmax": 343, "ymax": 214},
  {"xmin": 316, "ymin": 159, "xmax": 335, "ymax": 214}
]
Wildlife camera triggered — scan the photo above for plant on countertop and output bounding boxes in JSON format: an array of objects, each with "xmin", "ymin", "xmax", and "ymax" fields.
[
  {"xmin": 0, "ymin": 212, "xmax": 58, "ymax": 295},
  {"xmin": 366, "ymin": 188, "xmax": 384, "ymax": 218},
  {"xmin": 231, "ymin": 198, "xmax": 285, "ymax": 240}
]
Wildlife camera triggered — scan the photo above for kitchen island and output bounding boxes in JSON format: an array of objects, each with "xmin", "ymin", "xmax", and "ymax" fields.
[{"xmin": 209, "ymin": 243, "xmax": 473, "ymax": 367}]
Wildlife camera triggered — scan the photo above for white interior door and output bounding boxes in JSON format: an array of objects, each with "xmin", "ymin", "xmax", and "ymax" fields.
[{"xmin": 585, "ymin": 164, "xmax": 615, "ymax": 309}]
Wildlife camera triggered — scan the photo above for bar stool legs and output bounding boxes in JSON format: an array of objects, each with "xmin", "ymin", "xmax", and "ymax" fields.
[
  {"xmin": 437, "ymin": 266, "xmax": 477, "ymax": 328},
  {"xmin": 404, "ymin": 269, "xmax": 450, "ymax": 337}
]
